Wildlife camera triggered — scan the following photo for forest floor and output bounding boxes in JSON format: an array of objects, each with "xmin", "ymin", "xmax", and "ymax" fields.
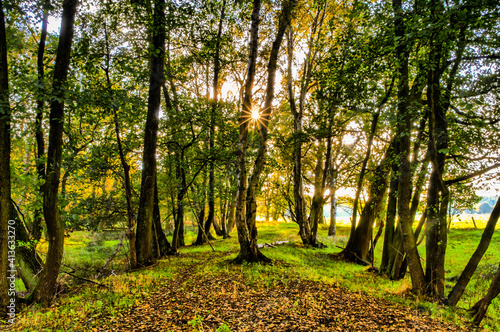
[
  {"xmin": 8, "ymin": 220, "xmax": 500, "ymax": 331},
  {"xmin": 87, "ymin": 252, "xmax": 470, "ymax": 332}
]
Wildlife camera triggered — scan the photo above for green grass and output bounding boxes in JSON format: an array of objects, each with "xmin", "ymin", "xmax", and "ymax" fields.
[{"xmin": 9, "ymin": 217, "xmax": 500, "ymax": 331}]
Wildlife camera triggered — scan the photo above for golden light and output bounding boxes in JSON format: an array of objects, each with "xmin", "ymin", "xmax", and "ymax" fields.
[
  {"xmin": 239, "ymin": 105, "xmax": 268, "ymax": 131},
  {"xmin": 251, "ymin": 108, "xmax": 260, "ymax": 121}
]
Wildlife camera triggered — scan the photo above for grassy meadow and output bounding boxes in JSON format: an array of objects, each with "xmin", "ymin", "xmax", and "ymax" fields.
[{"xmin": 6, "ymin": 214, "xmax": 500, "ymax": 331}]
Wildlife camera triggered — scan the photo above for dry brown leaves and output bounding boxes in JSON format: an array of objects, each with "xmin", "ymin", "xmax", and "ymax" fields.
[{"xmin": 93, "ymin": 262, "xmax": 470, "ymax": 332}]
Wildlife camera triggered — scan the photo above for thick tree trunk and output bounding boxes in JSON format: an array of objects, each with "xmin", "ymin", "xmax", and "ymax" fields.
[
  {"xmin": 393, "ymin": 0, "xmax": 426, "ymax": 294},
  {"xmin": 32, "ymin": 0, "xmax": 78, "ymax": 305},
  {"xmin": 135, "ymin": 0, "xmax": 166, "ymax": 267},
  {"xmin": 0, "ymin": 0, "xmax": 11, "ymax": 317},
  {"xmin": 308, "ymin": 137, "xmax": 331, "ymax": 247},
  {"xmin": 425, "ymin": 64, "xmax": 449, "ymax": 299},
  {"xmin": 447, "ymin": 196, "xmax": 500, "ymax": 306},
  {"xmin": 152, "ymin": 178, "xmax": 171, "ymax": 257},
  {"xmin": 342, "ymin": 143, "xmax": 392, "ymax": 264},
  {"xmin": 328, "ymin": 186, "xmax": 337, "ymax": 237},
  {"xmin": 233, "ymin": 0, "xmax": 261, "ymax": 263}
]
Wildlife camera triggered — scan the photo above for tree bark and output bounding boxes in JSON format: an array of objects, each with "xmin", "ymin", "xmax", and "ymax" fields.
[
  {"xmin": 347, "ymin": 111, "xmax": 380, "ymax": 248},
  {"xmin": 32, "ymin": 0, "xmax": 78, "ymax": 305},
  {"xmin": 152, "ymin": 178, "xmax": 172, "ymax": 257},
  {"xmin": 103, "ymin": 23, "xmax": 137, "ymax": 268},
  {"xmin": 342, "ymin": 141, "xmax": 392, "ymax": 264},
  {"xmin": 204, "ymin": 0, "xmax": 226, "ymax": 241},
  {"xmin": 135, "ymin": 0, "xmax": 166, "ymax": 267},
  {"xmin": 447, "ymin": 196, "xmax": 500, "ymax": 306},
  {"xmin": 0, "ymin": 0, "xmax": 11, "ymax": 317},
  {"xmin": 393, "ymin": 0, "xmax": 426, "ymax": 294},
  {"xmin": 233, "ymin": 0, "xmax": 261, "ymax": 263},
  {"xmin": 234, "ymin": 0, "xmax": 296, "ymax": 263},
  {"xmin": 287, "ymin": 27, "xmax": 308, "ymax": 245},
  {"xmin": 32, "ymin": 1, "xmax": 50, "ymax": 241}
]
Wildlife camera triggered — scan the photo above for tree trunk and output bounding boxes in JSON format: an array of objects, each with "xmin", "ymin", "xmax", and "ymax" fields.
[
  {"xmin": 32, "ymin": 0, "xmax": 78, "ymax": 305},
  {"xmin": 342, "ymin": 142, "xmax": 392, "ymax": 264},
  {"xmin": 194, "ymin": 174, "xmax": 209, "ymax": 245},
  {"xmin": 172, "ymin": 152, "xmax": 187, "ymax": 250},
  {"xmin": 135, "ymin": 0, "xmax": 166, "ymax": 267},
  {"xmin": 152, "ymin": 177, "xmax": 172, "ymax": 257},
  {"xmin": 233, "ymin": 0, "xmax": 261, "ymax": 263},
  {"xmin": 447, "ymin": 196, "xmax": 500, "ymax": 306},
  {"xmin": 393, "ymin": 0, "xmax": 426, "ymax": 294},
  {"xmin": 103, "ymin": 23, "xmax": 137, "ymax": 268},
  {"xmin": 204, "ymin": 0, "xmax": 226, "ymax": 242},
  {"xmin": 347, "ymin": 111, "xmax": 380, "ymax": 249},
  {"xmin": 308, "ymin": 137, "xmax": 331, "ymax": 247},
  {"xmin": 287, "ymin": 27, "xmax": 308, "ymax": 245},
  {"xmin": 32, "ymin": 1, "xmax": 50, "ymax": 241},
  {"xmin": 328, "ymin": 185, "xmax": 337, "ymax": 237},
  {"xmin": 234, "ymin": 0, "xmax": 295, "ymax": 263},
  {"xmin": 0, "ymin": 0, "xmax": 11, "ymax": 316},
  {"xmin": 470, "ymin": 262, "xmax": 500, "ymax": 326}
]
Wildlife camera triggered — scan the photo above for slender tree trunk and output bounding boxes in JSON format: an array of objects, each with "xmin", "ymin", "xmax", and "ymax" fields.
[
  {"xmin": 194, "ymin": 173, "xmax": 208, "ymax": 245},
  {"xmin": 347, "ymin": 111, "xmax": 380, "ymax": 248},
  {"xmin": 308, "ymin": 136, "xmax": 331, "ymax": 247},
  {"xmin": 470, "ymin": 262, "xmax": 500, "ymax": 326},
  {"xmin": 33, "ymin": 2, "xmax": 50, "ymax": 241},
  {"xmin": 328, "ymin": 185, "xmax": 337, "ymax": 237},
  {"xmin": 287, "ymin": 27, "xmax": 308, "ymax": 245},
  {"xmin": 172, "ymin": 157, "xmax": 187, "ymax": 250},
  {"xmin": 380, "ymin": 162, "xmax": 398, "ymax": 274},
  {"xmin": 32, "ymin": 0, "xmax": 78, "ymax": 305},
  {"xmin": 135, "ymin": 0, "xmax": 166, "ymax": 267},
  {"xmin": 447, "ymin": 196, "xmax": 500, "ymax": 306},
  {"xmin": 103, "ymin": 23, "xmax": 137, "ymax": 268},
  {"xmin": 234, "ymin": 0, "xmax": 296, "ymax": 263},
  {"xmin": 0, "ymin": 0, "xmax": 11, "ymax": 317},
  {"xmin": 205, "ymin": 0, "xmax": 226, "ymax": 242}
]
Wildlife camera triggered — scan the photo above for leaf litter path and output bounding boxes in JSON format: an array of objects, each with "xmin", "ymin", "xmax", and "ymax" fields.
[{"xmin": 95, "ymin": 255, "xmax": 470, "ymax": 332}]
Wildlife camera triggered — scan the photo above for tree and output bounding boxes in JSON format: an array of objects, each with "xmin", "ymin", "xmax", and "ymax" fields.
[
  {"xmin": 31, "ymin": 0, "xmax": 78, "ymax": 305},
  {"xmin": 32, "ymin": 0, "xmax": 51, "ymax": 241},
  {"xmin": 392, "ymin": 0, "xmax": 426, "ymax": 294},
  {"xmin": 233, "ymin": 0, "xmax": 296, "ymax": 263},
  {"xmin": 135, "ymin": 0, "xmax": 166, "ymax": 267}
]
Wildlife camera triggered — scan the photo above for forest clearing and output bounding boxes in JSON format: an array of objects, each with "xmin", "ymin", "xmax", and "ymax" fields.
[{"xmin": 8, "ymin": 217, "xmax": 500, "ymax": 331}]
